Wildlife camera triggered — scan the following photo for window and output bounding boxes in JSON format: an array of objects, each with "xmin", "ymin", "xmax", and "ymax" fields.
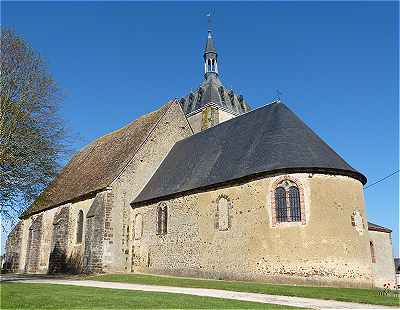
[
  {"xmin": 370, "ymin": 241, "xmax": 376, "ymax": 263},
  {"xmin": 134, "ymin": 214, "xmax": 143, "ymax": 240},
  {"xmin": 76, "ymin": 210, "xmax": 84, "ymax": 244},
  {"xmin": 216, "ymin": 196, "xmax": 231, "ymax": 231},
  {"xmin": 126, "ymin": 225, "xmax": 130, "ymax": 244},
  {"xmin": 271, "ymin": 177, "xmax": 305, "ymax": 225},
  {"xmin": 288, "ymin": 186, "xmax": 301, "ymax": 221},
  {"xmin": 156, "ymin": 205, "xmax": 168, "ymax": 235},
  {"xmin": 275, "ymin": 187, "xmax": 287, "ymax": 222}
]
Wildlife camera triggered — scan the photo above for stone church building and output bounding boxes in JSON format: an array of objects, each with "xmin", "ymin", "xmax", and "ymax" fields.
[{"xmin": 5, "ymin": 26, "xmax": 395, "ymax": 288}]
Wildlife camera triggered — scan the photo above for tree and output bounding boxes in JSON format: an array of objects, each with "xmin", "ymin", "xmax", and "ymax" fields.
[{"xmin": 0, "ymin": 28, "xmax": 69, "ymax": 226}]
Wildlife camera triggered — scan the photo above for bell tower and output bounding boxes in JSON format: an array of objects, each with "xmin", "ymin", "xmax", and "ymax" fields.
[
  {"xmin": 204, "ymin": 18, "xmax": 218, "ymax": 78},
  {"xmin": 179, "ymin": 15, "xmax": 251, "ymax": 133}
]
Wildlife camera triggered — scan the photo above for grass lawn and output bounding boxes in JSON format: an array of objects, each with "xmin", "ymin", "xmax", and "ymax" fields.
[
  {"xmin": 89, "ymin": 273, "xmax": 399, "ymax": 307},
  {"xmin": 0, "ymin": 282, "xmax": 296, "ymax": 309}
]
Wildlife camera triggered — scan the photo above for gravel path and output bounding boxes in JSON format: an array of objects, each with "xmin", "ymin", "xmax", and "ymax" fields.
[{"xmin": 5, "ymin": 277, "xmax": 394, "ymax": 310}]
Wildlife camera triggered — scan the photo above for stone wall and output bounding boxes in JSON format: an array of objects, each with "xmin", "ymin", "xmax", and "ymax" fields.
[
  {"xmin": 187, "ymin": 106, "xmax": 236, "ymax": 133},
  {"xmin": 48, "ymin": 205, "xmax": 70, "ymax": 273},
  {"xmin": 218, "ymin": 109, "xmax": 235, "ymax": 124},
  {"xmin": 25, "ymin": 214, "xmax": 43, "ymax": 273},
  {"xmin": 106, "ymin": 101, "xmax": 192, "ymax": 273},
  {"xmin": 187, "ymin": 111, "xmax": 203, "ymax": 134},
  {"xmin": 369, "ymin": 230, "xmax": 396, "ymax": 288},
  {"xmin": 3, "ymin": 222, "xmax": 23, "ymax": 272},
  {"xmin": 3, "ymin": 101, "xmax": 192, "ymax": 275},
  {"xmin": 6, "ymin": 196, "xmax": 98, "ymax": 274},
  {"xmin": 83, "ymin": 192, "xmax": 107, "ymax": 273},
  {"xmin": 133, "ymin": 173, "xmax": 374, "ymax": 288}
]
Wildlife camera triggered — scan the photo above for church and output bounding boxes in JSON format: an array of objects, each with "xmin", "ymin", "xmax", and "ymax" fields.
[{"xmin": 4, "ymin": 25, "xmax": 395, "ymax": 288}]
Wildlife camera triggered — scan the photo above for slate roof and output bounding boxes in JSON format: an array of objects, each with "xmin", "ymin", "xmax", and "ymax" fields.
[
  {"xmin": 205, "ymin": 31, "xmax": 216, "ymax": 54},
  {"xmin": 133, "ymin": 102, "xmax": 366, "ymax": 205},
  {"xmin": 180, "ymin": 74, "xmax": 251, "ymax": 116},
  {"xmin": 21, "ymin": 102, "xmax": 174, "ymax": 218},
  {"xmin": 180, "ymin": 28, "xmax": 251, "ymax": 116},
  {"xmin": 368, "ymin": 222, "xmax": 392, "ymax": 233}
]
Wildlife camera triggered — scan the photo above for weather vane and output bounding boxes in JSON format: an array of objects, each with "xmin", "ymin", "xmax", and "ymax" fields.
[{"xmin": 207, "ymin": 13, "xmax": 212, "ymax": 32}]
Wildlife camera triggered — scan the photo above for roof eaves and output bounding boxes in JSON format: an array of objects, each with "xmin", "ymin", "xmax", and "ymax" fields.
[
  {"xmin": 368, "ymin": 222, "xmax": 392, "ymax": 233},
  {"xmin": 20, "ymin": 187, "xmax": 107, "ymax": 219},
  {"xmin": 131, "ymin": 166, "xmax": 367, "ymax": 207},
  {"xmin": 186, "ymin": 102, "xmax": 241, "ymax": 117},
  {"xmin": 21, "ymin": 101, "xmax": 175, "ymax": 219}
]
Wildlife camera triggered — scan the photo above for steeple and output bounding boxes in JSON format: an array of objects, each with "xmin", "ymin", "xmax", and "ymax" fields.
[
  {"xmin": 179, "ymin": 15, "xmax": 251, "ymax": 133},
  {"xmin": 204, "ymin": 15, "xmax": 218, "ymax": 79}
]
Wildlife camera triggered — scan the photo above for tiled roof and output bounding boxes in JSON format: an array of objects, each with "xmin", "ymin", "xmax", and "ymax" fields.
[
  {"xmin": 21, "ymin": 102, "xmax": 173, "ymax": 218},
  {"xmin": 368, "ymin": 222, "xmax": 392, "ymax": 233}
]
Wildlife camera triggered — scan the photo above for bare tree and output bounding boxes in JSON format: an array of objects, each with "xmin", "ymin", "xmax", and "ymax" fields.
[{"xmin": 0, "ymin": 28, "xmax": 69, "ymax": 226}]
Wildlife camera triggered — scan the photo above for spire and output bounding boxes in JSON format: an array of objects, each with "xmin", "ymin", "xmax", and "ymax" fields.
[
  {"xmin": 205, "ymin": 31, "xmax": 217, "ymax": 54},
  {"xmin": 204, "ymin": 13, "xmax": 218, "ymax": 79}
]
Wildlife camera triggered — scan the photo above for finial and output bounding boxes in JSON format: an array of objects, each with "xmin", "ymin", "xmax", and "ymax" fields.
[{"xmin": 207, "ymin": 13, "xmax": 212, "ymax": 35}]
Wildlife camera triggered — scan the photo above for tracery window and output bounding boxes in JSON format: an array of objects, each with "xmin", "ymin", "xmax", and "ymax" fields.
[
  {"xmin": 271, "ymin": 178, "xmax": 305, "ymax": 225},
  {"xmin": 76, "ymin": 210, "xmax": 84, "ymax": 244},
  {"xmin": 156, "ymin": 204, "xmax": 168, "ymax": 235}
]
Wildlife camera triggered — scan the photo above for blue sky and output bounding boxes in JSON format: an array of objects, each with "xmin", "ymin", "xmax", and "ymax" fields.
[{"xmin": 1, "ymin": 2, "xmax": 398, "ymax": 255}]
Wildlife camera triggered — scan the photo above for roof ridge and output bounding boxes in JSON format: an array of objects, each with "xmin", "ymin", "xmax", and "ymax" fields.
[
  {"xmin": 21, "ymin": 100, "xmax": 176, "ymax": 219},
  {"xmin": 77, "ymin": 104, "xmax": 171, "ymax": 154},
  {"xmin": 109, "ymin": 100, "xmax": 176, "ymax": 186}
]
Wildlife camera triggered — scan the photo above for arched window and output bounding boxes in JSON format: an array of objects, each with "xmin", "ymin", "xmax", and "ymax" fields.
[
  {"xmin": 217, "ymin": 196, "xmax": 230, "ymax": 231},
  {"xmin": 272, "ymin": 178, "xmax": 304, "ymax": 225},
  {"xmin": 370, "ymin": 241, "xmax": 376, "ymax": 263},
  {"xmin": 275, "ymin": 187, "xmax": 287, "ymax": 222},
  {"xmin": 76, "ymin": 210, "xmax": 84, "ymax": 244},
  {"xmin": 208, "ymin": 59, "xmax": 212, "ymax": 71},
  {"xmin": 288, "ymin": 186, "xmax": 301, "ymax": 221},
  {"xmin": 134, "ymin": 214, "xmax": 143, "ymax": 240}
]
